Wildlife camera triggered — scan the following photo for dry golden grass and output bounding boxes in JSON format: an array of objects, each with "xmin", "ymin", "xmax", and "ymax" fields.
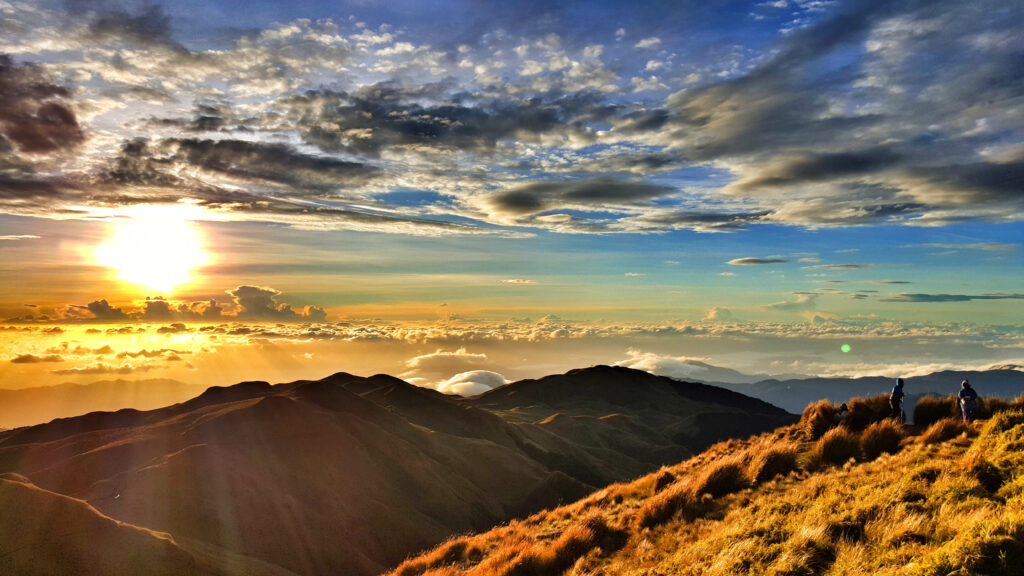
[
  {"xmin": 807, "ymin": 426, "xmax": 860, "ymax": 468},
  {"xmin": 860, "ymin": 419, "xmax": 905, "ymax": 461},
  {"xmin": 800, "ymin": 399, "xmax": 839, "ymax": 439},
  {"xmin": 844, "ymin": 395, "xmax": 893, "ymax": 431},
  {"xmin": 748, "ymin": 442, "xmax": 799, "ymax": 484},
  {"xmin": 914, "ymin": 395, "xmax": 959, "ymax": 427},
  {"xmin": 392, "ymin": 408, "xmax": 1024, "ymax": 576},
  {"xmin": 920, "ymin": 417, "xmax": 971, "ymax": 444}
]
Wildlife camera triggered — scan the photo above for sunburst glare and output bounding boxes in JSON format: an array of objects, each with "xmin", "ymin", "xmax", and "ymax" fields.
[{"xmin": 94, "ymin": 204, "xmax": 210, "ymax": 294}]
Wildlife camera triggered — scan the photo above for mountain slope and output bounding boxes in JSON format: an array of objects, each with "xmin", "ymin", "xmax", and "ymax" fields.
[
  {"xmin": 389, "ymin": 399, "xmax": 1024, "ymax": 576},
  {"xmin": 0, "ymin": 366, "xmax": 794, "ymax": 576},
  {"xmin": 0, "ymin": 379, "xmax": 203, "ymax": 429}
]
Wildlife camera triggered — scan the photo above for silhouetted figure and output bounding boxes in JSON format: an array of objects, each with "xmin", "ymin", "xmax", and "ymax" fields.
[
  {"xmin": 890, "ymin": 378, "xmax": 905, "ymax": 423},
  {"xmin": 959, "ymin": 379, "xmax": 979, "ymax": 422}
]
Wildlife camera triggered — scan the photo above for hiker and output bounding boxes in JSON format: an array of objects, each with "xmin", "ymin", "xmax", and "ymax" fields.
[
  {"xmin": 890, "ymin": 378, "xmax": 905, "ymax": 423},
  {"xmin": 959, "ymin": 379, "xmax": 979, "ymax": 422}
]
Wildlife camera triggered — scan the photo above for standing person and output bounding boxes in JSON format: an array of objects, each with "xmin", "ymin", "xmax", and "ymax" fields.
[
  {"xmin": 890, "ymin": 378, "xmax": 905, "ymax": 423},
  {"xmin": 959, "ymin": 379, "xmax": 979, "ymax": 422}
]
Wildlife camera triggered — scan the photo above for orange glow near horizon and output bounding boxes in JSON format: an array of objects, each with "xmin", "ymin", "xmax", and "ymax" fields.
[{"xmin": 93, "ymin": 205, "xmax": 211, "ymax": 295}]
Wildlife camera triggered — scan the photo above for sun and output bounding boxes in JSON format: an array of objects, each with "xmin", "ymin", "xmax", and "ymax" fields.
[{"xmin": 94, "ymin": 205, "xmax": 210, "ymax": 294}]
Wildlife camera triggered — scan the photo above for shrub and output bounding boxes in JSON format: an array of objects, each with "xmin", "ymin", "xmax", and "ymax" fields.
[
  {"xmin": 920, "ymin": 418, "xmax": 970, "ymax": 444},
  {"xmin": 633, "ymin": 461, "xmax": 740, "ymax": 530},
  {"xmin": 748, "ymin": 443, "xmax": 799, "ymax": 484},
  {"xmin": 979, "ymin": 396, "xmax": 1016, "ymax": 419},
  {"xmin": 503, "ymin": 515, "xmax": 627, "ymax": 576},
  {"xmin": 860, "ymin": 419, "xmax": 905, "ymax": 460},
  {"xmin": 844, "ymin": 395, "xmax": 893, "ymax": 431},
  {"xmin": 808, "ymin": 427, "xmax": 860, "ymax": 468},
  {"xmin": 914, "ymin": 395, "xmax": 959, "ymax": 427},
  {"xmin": 962, "ymin": 452, "xmax": 1004, "ymax": 493},
  {"xmin": 653, "ymin": 469, "xmax": 676, "ymax": 493},
  {"xmin": 393, "ymin": 538, "xmax": 478, "ymax": 576},
  {"xmin": 636, "ymin": 482, "xmax": 693, "ymax": 529},
  {"xmin": 694, "ymin": 457, "xmax": 750, "ymax": 498},
  {"xmin": 800, "ymin": 400, "xmax": 839, "ymax": 439}
]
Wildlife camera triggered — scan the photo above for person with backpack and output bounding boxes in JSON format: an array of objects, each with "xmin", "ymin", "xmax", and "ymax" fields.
[
  {"xmin": 890, "ymin": 378, "xmax": 905, "ymax": 423},
  {"xmin": 959, "ymin": 379, "xmax": 979, "ymax": 422}
]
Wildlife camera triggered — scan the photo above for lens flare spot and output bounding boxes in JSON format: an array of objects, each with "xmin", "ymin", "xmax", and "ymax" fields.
[
  {"xmin": 94, "ymin": 205, "xmax": 210, "ymax": 294},
  {"xmin": 841, "ymin": 344, "xmax": 852, "ymax": 353}
]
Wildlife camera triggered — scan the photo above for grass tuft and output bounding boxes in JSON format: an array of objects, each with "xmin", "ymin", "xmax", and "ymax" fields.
[
  {"xmin": 800, "ymin": 400, "xmax": 839, "ymax": 440},
  {"xmin": 920, "ymin": 418, "xmax": 970, "ymax": 444},
  {"xmin": 860, "ymin": 419, "xmax": 905, "ymax": 460},
  {"xmin": 807, "ymin": 426, "xmax": 860, "ymax": 469},
  {"xmin": 748, "ymin": 443, "xmax": 799, "ymax": 484},
  {"xmin": 914, "ymin": 395, "xmax": 959, "ymax": 427}
]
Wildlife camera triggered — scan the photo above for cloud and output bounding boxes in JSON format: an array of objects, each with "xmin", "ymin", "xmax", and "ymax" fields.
[
  {"xmin": 501, "ymin": 279, "xmax": 537, "ymax": 285},
  {"xmin": 0, "ymin": 235, "xmax": 40, "ymax": 240},
  {"xmin": 624, "ymin": 272, "xmax": 646, "ymax": 277},
  {"xmin": 51, "ymin": 363, "xmax": 157, "ymax": 375},
  {"xmin": 485, "ymin": 177, "xmax": 672, "ymax": 221},
  {"xmin": 634, "ymin": 37, "xmax": 661, "ymax": 49},
  {"xmin": 434, "ymin": 370, "xmax": 508, "ymax": 396},
  {"xmin": 704, "ymin": 307, "xmax": 735, "ymax": 321},
  {"xmin": 85, "ymin": 299, "xmax": 131, "ymax": 322},
  {"xmin": 0, "ymin": 56, "xmax": 84, "ymax": 158},
  {"xmin": 614, "ymin": 349, "xmax": 712, "ymax": 380},
  {"xmin": 227, "ymin": 286, "xmax": 328, "ymax": 322},
  {"xmin": 727, "ymin": 257, "xmax": 787, "ymax": 265},
  {"xmin": 880, "ymin": 293, "xmax": 1024, "ymax": 303},
  {"xmin": 10, "ymin": 353, "xmax": 64, "ymax": 363},
  {"xmin": 765, "ymin": 293, "xmax": 818, "ymax": 311},
  {"xmin": 403, "ymin": 347, "xmax": 489, "ymax": 377},
  {"xmin": 802, "ymin": 264, "xmax": 863, "ymax": 270},
  {"xmin": 919, "ymin": 242, "xmax": 1018, "ymax": 252}
]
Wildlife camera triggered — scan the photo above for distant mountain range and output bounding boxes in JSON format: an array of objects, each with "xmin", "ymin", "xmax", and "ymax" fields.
[
  {"xmin": 0, "ymin": 379, "xmax": 203, "ymax": 429},
  {"xmin": 0, "ymin": 366, "xmax": 794, "ymax": 576},
  {"xmin": 710, "ymin": 368, "xmax": 1024, "ymax": 416}
]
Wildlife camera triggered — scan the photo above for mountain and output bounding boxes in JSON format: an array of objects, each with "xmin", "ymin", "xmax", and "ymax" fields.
[
  {"xmin": 711, "ymin": 368, "xmax": 1024, "ymax": 417},
  {"xmin": 0, "ymin": 379, "xmax": 203, "ymax": 429},
  {"xmin": 389, "ymin": 397, "xmax": 1024, "ymax": 576},
  {"xmin": 0, "ymin": 366, "xmax": 795, "ymax": 576}
]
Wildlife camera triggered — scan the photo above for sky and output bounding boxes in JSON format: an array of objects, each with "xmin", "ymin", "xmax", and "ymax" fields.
[{"xmin": 0, "ymin": 0, "xmax": 1022, "ymax": 393}]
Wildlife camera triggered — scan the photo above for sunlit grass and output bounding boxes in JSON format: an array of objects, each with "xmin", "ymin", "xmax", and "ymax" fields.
[{"xmin": 389, "ymin": 403, "xmax": 1024, "ymax": 576}]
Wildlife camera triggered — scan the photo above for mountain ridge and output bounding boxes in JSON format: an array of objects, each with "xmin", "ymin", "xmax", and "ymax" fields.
[{"xmin": 0, "ymin": 365, "xmax": 795, "ymax": 576}]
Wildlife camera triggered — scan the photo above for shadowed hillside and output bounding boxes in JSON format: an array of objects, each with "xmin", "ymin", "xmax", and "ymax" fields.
[
  {"xmin": 0, "ymin": 366, "xmax": 794, "ymax": 576},
  {"xmin": 389, "ymin": 396, "xmax": 1024, "ymax": 576},
  {"xmin": 0, "ymin": 379, "xmax": 203, "ymax": 429}
]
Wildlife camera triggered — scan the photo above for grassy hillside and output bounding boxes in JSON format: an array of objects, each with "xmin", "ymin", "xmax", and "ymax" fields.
[{"xmin": 389, "ymin": 395, "xmax": 1024, "ymax": 576}]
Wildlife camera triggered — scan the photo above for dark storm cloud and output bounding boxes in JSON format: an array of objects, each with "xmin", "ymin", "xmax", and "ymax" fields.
[
  {"xmin": 907, "ymin": 160, "xmax": 1024, "ymax": 203},
  {"xmin": 0, "ymin": 55, "xmax": 84, "ymax": 156},
  {"xmin": 727, "ymin": 258, "xmax": 787, "ymax": 265},
  {"xmin": 734, "ymin": 148, "xmax": 903, "ymax": 190},
  {"xmin": 282, "ymin": 85, "xmax": 615, "ymax": 157},
  {"xmin": 227, "ymin": 286, "xmax": 327, "ymax": 322},
  {"xmin": 880, "ymin": 293, "xmax": 1024, "ymax": 303},
  {"xmin": 166, "ymin": 139, "xmax": 378, "ymax": 190},
  {"xmin": 487, "ymin": 178, "xmax": 672, "ymax": 216}
]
